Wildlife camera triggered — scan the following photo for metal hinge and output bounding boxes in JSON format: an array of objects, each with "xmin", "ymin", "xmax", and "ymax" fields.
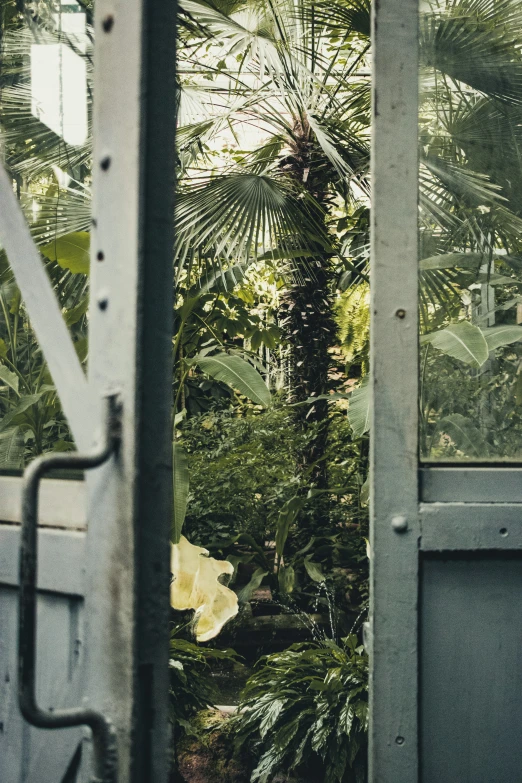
[{"xmin": 18, "ymin": 396, "xmax": 122, "ymax": 783}]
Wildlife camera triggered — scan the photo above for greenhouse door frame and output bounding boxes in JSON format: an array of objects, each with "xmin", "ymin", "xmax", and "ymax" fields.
[
  {"xmin": 0, "ymin": 1, "xmax": 176, "ymax": 781},
  {"xmin": 370, "ymin": 1, "xmax": 522, "ymax": 782}
]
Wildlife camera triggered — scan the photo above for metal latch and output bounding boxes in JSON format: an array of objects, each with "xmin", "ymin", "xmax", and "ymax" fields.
[{"xmin": 18, "ymin": 396, "xmax": 122, "ymax": 783}]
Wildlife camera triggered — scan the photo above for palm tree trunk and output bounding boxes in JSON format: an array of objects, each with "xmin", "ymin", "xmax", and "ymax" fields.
[
  {"xmin": 279, "ymin": 259, "xmax": 336, "ymax": 490},
  {"xmin": 278, "ymin": 124, "xmax": 338, "ymax": 492}
]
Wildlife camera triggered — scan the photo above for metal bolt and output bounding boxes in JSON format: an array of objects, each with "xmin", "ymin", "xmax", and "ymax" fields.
[
  {"xmin": 102, "ymin": 14, "xmax": 114, "ymax": 33},
  {"xmin": 391, "ymin": 515, "xmax": 408, "ymax": 533},
  {"xmin": 396, "ymin": 736, "xmax": 405, "ymax": 746},
  {"xmin": 97, "ymin": 291, "xmax": 109, "ymax": 311},
  {"xmin": 395, "ymin": 308, "xmax": 406, "ymax": 319},
  {"xmin": 100, "ymin": 156, "xmax": 111, "ymax": 172}
]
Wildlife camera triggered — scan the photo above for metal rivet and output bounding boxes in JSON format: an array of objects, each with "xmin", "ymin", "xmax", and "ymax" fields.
[
  {"xmin": 97, "ymin": 251, "xmax": 105, "ymax": 262},
  {"xmin": 500, "ymin": 528, "xmax": 508, "ymax": 537},
  {"xmin": 100, "ymin": 156, "xmax": 111, "ymax": 171},
  {"xmin": 102, "ymin": 14, "xmax": 114, "ymax": 33},
  {"xmin": 97, "ymin": 292, "xmax": 109, "ymax": 311},
  {"xmin": 396, "ymin": 736, "xmax": 405, "ymax": 746},
  {"xmin": 392, "ymin": 515, "xmax": 408, "ymax": 533},
  {"xmin": 395, "ymin": 308, "xmax": 406, "ymax": 319}
]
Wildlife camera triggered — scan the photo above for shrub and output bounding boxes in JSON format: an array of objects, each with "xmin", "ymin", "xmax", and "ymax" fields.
[
  {"xmin": 179, "ymin": 404, "xmax": 309, "ymax": 545},
  {"xmin": 180, "ymin": 404, "xmax": 368, "ymax": 546},
  {"xmin": 169, "ymin": 627, "xmax": 237, "ymax": 738},
  {"xmin": 233, "ymin": 635, "xmax": 368, "ymax": 783}
]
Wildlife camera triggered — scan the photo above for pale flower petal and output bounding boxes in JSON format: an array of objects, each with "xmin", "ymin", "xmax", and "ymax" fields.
[{"xmin": 171, "ymin": 536, "xmax": 238, "ymax": 642}]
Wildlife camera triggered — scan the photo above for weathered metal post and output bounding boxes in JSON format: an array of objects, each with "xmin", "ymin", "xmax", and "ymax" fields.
[
  {"xmin": 370, "ymin": 3, "xmax": 522, "ymax": 782},
  {"xmin": 370, "ymin": 0, "xmax": 419, "ymax": 780},
  {"xmin": 84, "ymin": 0, "xmax": 177, "ymax": 780}
]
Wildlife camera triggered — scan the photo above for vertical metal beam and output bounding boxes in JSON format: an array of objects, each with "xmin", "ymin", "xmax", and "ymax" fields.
[
  {"xmin": 84, "ymin": 0, "xmax": 176, "ymax": 780},
  {"xmin": 370, "ymin": 0, "xmax": 419, "ymax": 780},
  {"xmin": 134, "ymin": 0, "xmax": 177, "ymax": 779}
]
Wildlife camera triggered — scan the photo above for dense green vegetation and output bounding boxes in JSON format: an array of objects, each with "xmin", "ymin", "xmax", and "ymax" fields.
[
  {"xmin": 233, "ymin": 635, "xmax": 368, "ymax": 783},
  {"xmin": 3, "ymin": 0, "xmax": 522, "ymax": 780}
]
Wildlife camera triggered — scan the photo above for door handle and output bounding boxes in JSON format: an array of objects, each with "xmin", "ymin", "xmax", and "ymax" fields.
[{"xmin": 18, "ymin": 396, "xmax": 122, "ymax": 783}]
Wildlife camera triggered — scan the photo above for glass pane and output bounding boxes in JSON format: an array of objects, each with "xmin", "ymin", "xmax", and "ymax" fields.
[
  {"xmin": 419, "ymin": 0, "xmax": 522, "ymax": 461},
  {"xmin": 0, "ymin": 1, "xmax": 91, "ymax": 470}
]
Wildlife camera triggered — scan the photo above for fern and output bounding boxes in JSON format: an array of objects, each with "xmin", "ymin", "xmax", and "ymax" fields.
[
  {"xmin": 335, "ymin": 283, "xmax": 370, "ymax": 376},
  {"xmin": 232, "ymin": 635, "xmax": 368, "ymax": 783}
]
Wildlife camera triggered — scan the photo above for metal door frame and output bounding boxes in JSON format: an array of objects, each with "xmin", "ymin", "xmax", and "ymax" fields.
[
  {"xmin": 370, "ymin": 0, "xmax": 419, "ymax": 777},
  {"xmin": 0, "ymin": 1, "xmax": 177, "ymax": 780},
  {"xmin": 370, "ymin": 2, "xmax": 522, "ymax": 781}
]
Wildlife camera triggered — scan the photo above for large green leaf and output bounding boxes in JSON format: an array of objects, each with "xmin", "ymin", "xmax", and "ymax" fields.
[
  {"xmin": 196, "ymin": 352, "xmax": 271, "ymax": 407},
  {"xmin": 421, "ymin": 322, "xmax": 489, "ymax": 367},
  {"xmin": 0, "ymin": 392, "xmax": 47, "ymax": 433},
  {"xmin": 40, "ymin": 231, "xmax": 90, "ymax": 275},
  {"xmin": 64, "ymin": 297, "xmax": 89, "ymax": 326},
  {"xmin": 173, "ymin": 440, "xmax": 189, "ymax": 545},
  {"xmin": 482, "ymin": 325, "xmax": 522, "ymax": 352},
  {"xmin": 0, "ymin": 364, "xmax": 19, "ymax": 395},
  {"xmin": 238, "ymin": 567, "xmax": 269, "ymax": 605},
  {"xmin": 275, "ymin": 497, "xmax": 305, "ymax": 558},
  {"xmin": 0, "ymin": 427, "xmax": 24, "ymax": 469},
  {"xmin": 278, "ymin": 564, "xmax": 295, "ymax": 595},
  {"xmin": 348, "ymin": 378, "xmax": 371, "ymax": 439},
  {"xmin": 435, "ymin": 414, "xmax": 487, "ymax": 458},
  {"xmin": 303, "ymin": 557, "xmax": 325, "ymax": 584}
]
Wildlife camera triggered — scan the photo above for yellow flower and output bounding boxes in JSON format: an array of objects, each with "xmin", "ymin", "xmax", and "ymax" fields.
[{"xmin": 171, "ymin": 536, "xmax": 239, "ymax": 642}]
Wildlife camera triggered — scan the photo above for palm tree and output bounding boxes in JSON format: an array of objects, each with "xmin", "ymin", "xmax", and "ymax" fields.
[
  {"xmin": 176, "ymin": 0, "xmax": 522, "ymax": 465},
  {"xmin": 5, "ymin": 0, "xmax": 522, "ymax": 468},
  {"xmin": 176, "ymin": 0, "xmax": 371, "ymax": 489}
]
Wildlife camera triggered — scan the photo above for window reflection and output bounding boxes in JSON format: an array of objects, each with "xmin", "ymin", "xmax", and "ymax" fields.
[{"xmin": 419, "ymin": 0, "xmax": 522, "ymax": 461}]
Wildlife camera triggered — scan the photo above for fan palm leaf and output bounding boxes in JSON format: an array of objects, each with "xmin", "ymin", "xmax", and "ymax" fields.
[{"xmin": 175, "ymin": 172, "xmax": 332, "ymax": 280}]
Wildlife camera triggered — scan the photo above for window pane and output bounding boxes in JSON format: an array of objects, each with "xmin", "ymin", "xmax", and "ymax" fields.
[
  {"xmin": 0, "ymin": 2, "xmax": 91, "ymax": 469},
  {"xmin": 419, "ymin": 0, "xmax": 522, "ymax": 461}
]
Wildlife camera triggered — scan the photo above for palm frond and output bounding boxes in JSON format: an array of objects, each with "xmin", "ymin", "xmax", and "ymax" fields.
[
  {"xmin": 175, "ymin": 172, "xmax": 331, "ymax": 280},
  {"xmin": 301, "ymin": 0, "xmax": 371, "ymax": 39},
  {"xmin": 0, "ymin": 83, "xmax": 92, "ymax": 177},
  {"xmin": 421, "ymin": 0, "xmax": 522, "ymax": 104},
  {"xmin": 0, "ymin": 26, "xmax": 93, "ymax": 178},
  {"xmin": 22, "ymin": 182, "xmax": 91, "ymax": 245}
]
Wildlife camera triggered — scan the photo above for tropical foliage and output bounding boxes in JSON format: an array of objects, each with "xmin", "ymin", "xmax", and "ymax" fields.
[
  {"xmin": 233, "ymin": 634, "xmax": 368, "ymax": 783},
  {"xmin": 6, "ymin": 0, "xmax": 522, "ymax": 778},
  {"xmin": 416, "ymin": 0, "xmax": 522, "ymax": 459},
  {"xmin": 170, "ymin": 625, "xmax": 238, "ymax": 739},
  {"xmin": 176, "ymin": 0, "xmax": 371, "ymax": 494}
]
